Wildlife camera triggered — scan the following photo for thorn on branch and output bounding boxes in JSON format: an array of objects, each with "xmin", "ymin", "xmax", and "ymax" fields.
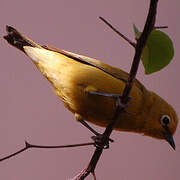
[{"xmin": 25, "ymin": 141, "xmax": 31, "ymax": 148}]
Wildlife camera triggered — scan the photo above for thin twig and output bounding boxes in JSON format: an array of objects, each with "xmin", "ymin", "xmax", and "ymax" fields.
[
  {"xmin": 0, "ymin": 141, "xmax": 94, "ymax": 162},
  {"xmin": 99, "ymin": 16, "xmax": 136, "ymax": 48},
  {"xmin": 73, "ymin": 0, "xmax": 159, "ymax": 179},
  {"xmin": 154, "ymin": 25, "xmax": 168, "ymax": 29},
  {"xmin": 92, "ymin": 171, "xmax": 97, "ymax": 180}
]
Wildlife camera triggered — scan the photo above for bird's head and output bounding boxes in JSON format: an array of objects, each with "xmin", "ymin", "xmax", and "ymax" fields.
[{"xmin": 143, "ymin": 92, "xmax": 178, "ymax": 150}]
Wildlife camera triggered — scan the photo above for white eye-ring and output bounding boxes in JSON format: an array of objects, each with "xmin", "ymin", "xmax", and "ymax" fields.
[{"xmin": 160, "ymin": 115, "xmax": 171, "ymax": 126}]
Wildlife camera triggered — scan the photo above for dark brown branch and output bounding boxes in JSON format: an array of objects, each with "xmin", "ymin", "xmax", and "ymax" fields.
[
  {"xmin": 122, "ymin": 0, "xmax": 158, "ymax": 101},
  {"xmin": 73, "ymin": 0, "xmax": 159, "ymax": 179},
  {"xmin": 0, "ymin": 141, "xmax": 94, "ymax": 162},
  {"xmin": 99, "ymin": 16, "xmax": 136, "ymax": 48}
]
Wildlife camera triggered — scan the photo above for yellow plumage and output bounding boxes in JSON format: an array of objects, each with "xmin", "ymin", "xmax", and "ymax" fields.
[{"xmin": 4, "ymin": 26, "xmax": 178, "ymax": 149}]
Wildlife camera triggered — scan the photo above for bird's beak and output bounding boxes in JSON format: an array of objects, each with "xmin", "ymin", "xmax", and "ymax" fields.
[{"xmin": 164, "ymin": 128, "xmax": 176, "ymax": 150}]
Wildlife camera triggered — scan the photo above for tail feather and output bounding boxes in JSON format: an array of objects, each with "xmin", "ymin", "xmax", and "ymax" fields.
[{"xmin": 3, "ymin": 25, "xmax": 41, "ymax": 52}]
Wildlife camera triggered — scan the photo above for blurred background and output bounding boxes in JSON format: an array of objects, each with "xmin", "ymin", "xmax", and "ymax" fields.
[{"xmin": 0, "ymin": 0, "xmax": 180, "ymax": 179}]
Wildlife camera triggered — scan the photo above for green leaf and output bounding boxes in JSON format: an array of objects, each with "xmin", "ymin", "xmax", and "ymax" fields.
[
  {"xmin": 133, "ymin": 24, "xmax": 141, "ymax": 39},
  {"xmin": 133, "ymin": 25, "xmax": 174, "ymax": 74}
]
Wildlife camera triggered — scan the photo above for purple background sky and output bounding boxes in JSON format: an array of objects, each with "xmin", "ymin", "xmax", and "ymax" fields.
[{"xmin": 0, "ymin": 0, "xmax": 180, "ymax": 179}]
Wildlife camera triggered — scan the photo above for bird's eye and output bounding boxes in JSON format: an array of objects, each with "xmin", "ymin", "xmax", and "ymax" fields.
[{"xmin": 160, "ymin": 115, "xmax": 171, "ymax": 126}]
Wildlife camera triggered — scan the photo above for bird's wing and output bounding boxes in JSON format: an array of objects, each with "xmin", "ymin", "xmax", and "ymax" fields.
[
  {"xmin": 43, "ymin": 45, "xmax": 146, "ymax": 92},
  {"xmin": 3, "ymin": 26, "xmax": 145, "ymax": 93}
]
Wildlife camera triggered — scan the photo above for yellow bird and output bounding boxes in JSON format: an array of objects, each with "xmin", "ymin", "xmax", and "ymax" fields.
[{"xmin": 4, "ymin": 26, "xmax": 178, "ymax": 149}]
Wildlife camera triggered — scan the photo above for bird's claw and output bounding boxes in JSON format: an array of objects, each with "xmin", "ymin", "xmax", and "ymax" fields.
[
  {"xmin": 115, "ymin": 95, "xmax": 132, "ymax": 108},
  {"xmin": 91, "ymin": 134, "xmax": 114, "ymax": 149}
]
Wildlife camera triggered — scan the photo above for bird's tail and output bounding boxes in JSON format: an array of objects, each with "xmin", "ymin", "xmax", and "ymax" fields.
[{"xmin": 3, "ymin": 25, "xmax": 42, "ymax": 52}]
